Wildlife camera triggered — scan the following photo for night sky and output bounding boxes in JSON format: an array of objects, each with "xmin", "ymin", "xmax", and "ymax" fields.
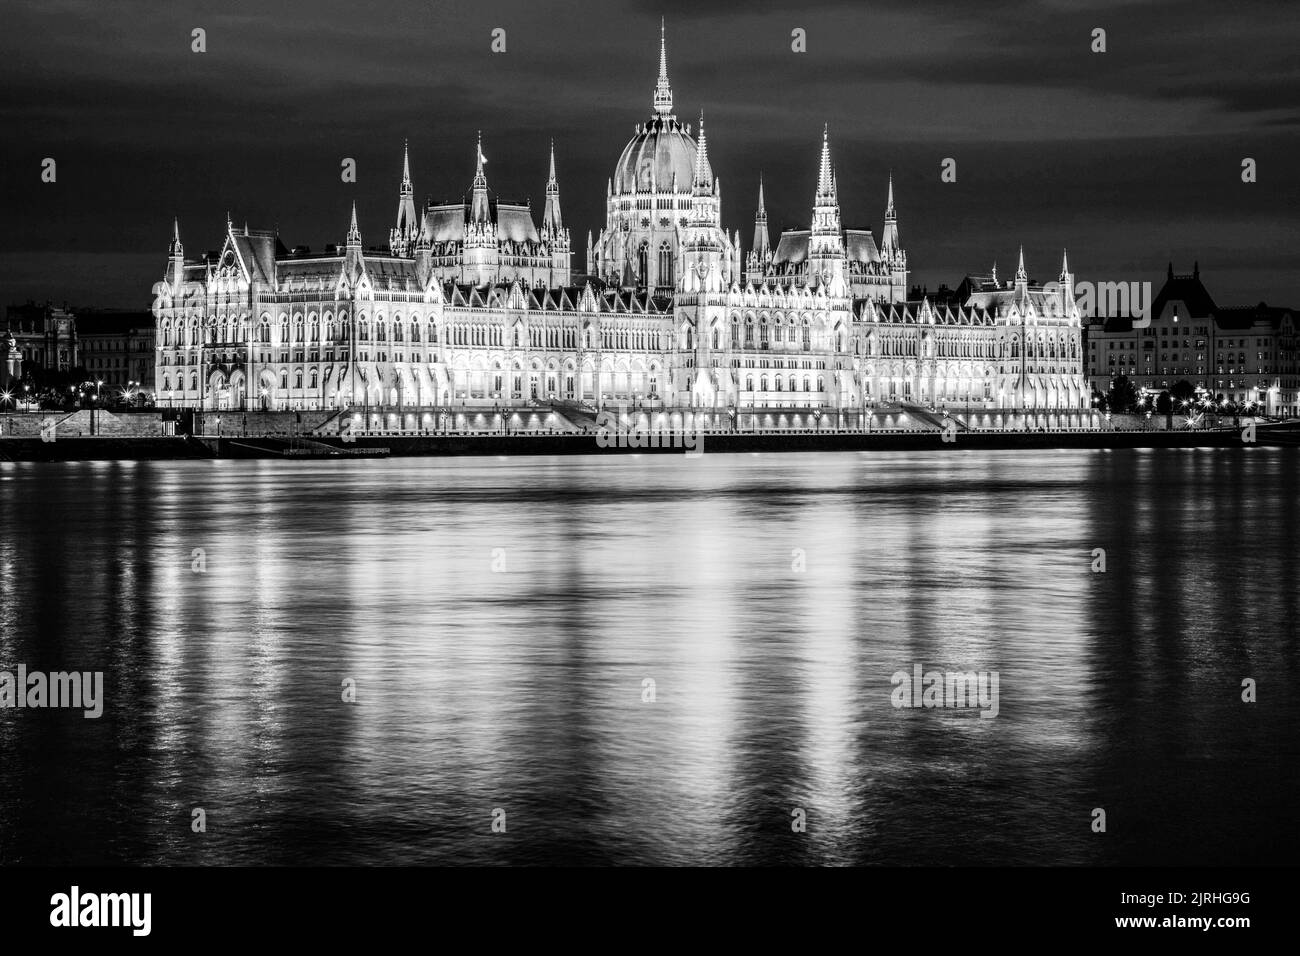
[{"xmin": 3, "ymin": 0, "xmax": 1297, "ymax": 309}]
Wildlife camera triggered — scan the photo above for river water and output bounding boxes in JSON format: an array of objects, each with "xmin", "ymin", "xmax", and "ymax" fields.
[{"xmin": 1, "ymin": 449, "xmax": 1296, "ymax": 865}]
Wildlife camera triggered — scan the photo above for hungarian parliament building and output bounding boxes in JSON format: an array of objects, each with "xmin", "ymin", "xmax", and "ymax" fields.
[{"xmin": 151, "ymin": 28, "xmax": 1088, "ymax": 426}]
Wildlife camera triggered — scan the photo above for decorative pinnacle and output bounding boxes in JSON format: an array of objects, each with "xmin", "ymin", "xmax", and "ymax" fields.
[
  {"xmin": 816, "ymin": 125, "xmax": 834, "ymax": 201},
  {"xmin": 548, "ymin": 139, "xmax": 557, "ymax": 186},
  {"xmin": 692, "ymin": 110, "xmax": 711, "ymax": 191},
  {"xmin": 885, "ymin": 170, "xmax": 896, "ymax": 219},
  {"xmin": 1016, "ymin": 245, "xmax": 1027, "ymax": 282},
  {"xmin": 653, "ymin": 19, "xmax": 673, "ymax": 116},
  {"xmin": 757, "ymin": 173, "xmax": 765, "ymax": 216},
  {"xmin": 402, "ymin": 139, "xmax": 411, "ymax": 185},
  {"xmin": 347, "ymin": 202, "xmax": 360, "ymax": 243}
]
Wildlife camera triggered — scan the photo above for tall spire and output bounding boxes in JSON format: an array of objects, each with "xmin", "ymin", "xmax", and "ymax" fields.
[
  {"xmin": 169, "ymin": 217, "xmax": 183, "ymax": 256},
  {"xmin": 391, "ymin": 140, "xmax": 419, "ymax": 255},
  {"xmin": 753, "ymin": 175, "xmax": 770, "ymax": 260},
  {"xmin": 1059, "ymin": 248, "xmax": 1070, "ymax": 281},
  {"xmin": 692, "ymin": 110, "xmax": 712, "ymax": 194},
  {"xmin": 347, "ymin": 202, "xmax": 361, "ymax": 245},
  {"xmin": 471, "ymin": 131, "xmax": 490, "ymax": 224},
  {"xmin": 543, "ymin": 140, "xmax": 563, "ymax": 234},
  {"xmin": 816, "ymin": 124, "xmax": 835, "ymax": 203},
  {"xmin": 653, "ymin": 19, "xmax": 673, "ymax": 117},
  {"xmin": 1015, "ymin": 245, "xmax": 1027, "ymax": 287},
  {"xmin": 880, "ymin": 171, "xmax": 900, "ymax": 258}
]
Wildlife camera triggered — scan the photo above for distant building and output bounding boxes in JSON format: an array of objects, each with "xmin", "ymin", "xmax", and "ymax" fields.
[
  {"xmin": 1085, "ymin": 264, "xmax": 1298, "ymax": 416},
  {"xmin": 3, "ymin": 302, "xmax": 79, "ymax": 377},
  {"xmin": 76, "ymin": 309, "xmax": 156, "ymax": 403}
]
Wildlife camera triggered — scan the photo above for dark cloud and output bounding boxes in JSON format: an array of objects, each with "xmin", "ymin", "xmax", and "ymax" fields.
[{"xmin": 1, "ymin": 0, "xmax": 1296, "ymax": 308}]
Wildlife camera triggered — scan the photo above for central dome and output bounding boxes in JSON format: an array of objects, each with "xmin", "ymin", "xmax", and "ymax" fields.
[{"xmin": 613, "ymin": 115, "xmax": 697, "ymax": 195}]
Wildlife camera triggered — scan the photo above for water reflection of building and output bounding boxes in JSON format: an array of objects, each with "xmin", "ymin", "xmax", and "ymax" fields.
[
  {"xmin": 152, "ymin": 26, "xmax": 1088, "ymax": 421},
  {"xmin": 1085, "ymin": 263, "xmax": 1298, "ymax": 416}
]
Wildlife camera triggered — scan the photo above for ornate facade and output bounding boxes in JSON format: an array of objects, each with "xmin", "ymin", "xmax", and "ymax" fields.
[{"xmin": 152, "ymin": 26, "xmax": 1088, "ymax": 420}]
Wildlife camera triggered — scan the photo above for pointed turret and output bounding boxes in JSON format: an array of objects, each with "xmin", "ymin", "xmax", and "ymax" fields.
[
  {"xmin": 391, "ymin": 140, "xmax": 419, "ymax": 256},
  {"xmin": 808, "ymin": 125, "xmax": 845, "ymax": 291},
  {"xmin": 347, "ymin": 202, "xmax": 361, "ymax": 246},
  {"xmin": 815, "ymin": 124, "xmax": 836, "ymax": 204},
  {"xmin": 653, "ymin": 18, "xmax": 673, "ymax": 118},
  {"xmin": 1059, "ymin": 248, "xmax": 1070, "ymax": 283},
  {"xmin": 344, "ymin": 202, "xmax": 364, "ymax": 276},
  {"xmin": 168, "ymin": 218, "xmax": 184, "ymax": 287},
  {"xmin": 752, "ymin": 175, "xmax": 770, "ymax": 260},
  {"xmin": 1014, "ymin": 246, "xmax": 1028, "ymax": 295},
  {"xmin": 470, "ymin": 131, "xmax": 490, "ymax": 224},
  {"xmin": 692, "ymin": 110, "xmax": 713, "ymax": 195},
  {"xmin": 542, "ymin": 140, "xmax": 563, "ymax": 235},
  {"xmin": 880, "ymin": 171, "xmax": 900, "ymax": 258}
]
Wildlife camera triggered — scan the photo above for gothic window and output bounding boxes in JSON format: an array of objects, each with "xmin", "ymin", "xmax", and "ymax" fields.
[
  {"xmin": 746, "ymin": 375, "xmax": 754, "ymax": 391},
  {"xmin": 802, "ymin": 325, "xmax": 811, "ymax": 351},
  {"xmin": 394, "ymin": 323, "xmax": 403, "ymax": 342},
  {"xmin": 817, "ymin": 376, "xmax": 825, "ymax": 391},
  {"xmin": 638, "ymin": 242, "xmax": 649, "ymax": 285},
  {"xmin": 310, "ymin": 369, "xmax": 318, "ymax": 389},
  {"xmin": 775, "ymin": 377, "xmax": 783, "ymax": 391},
  {"xmin": 761, "ymin": 375, "xmax": 769, "ymax": 391},
  {"xmin": 658, "ymin": 242, "xmax": 674, "ymax": 288},
  {"xmin": 294, "ymin": 370, "xmax": 303, "ymax": 389},
  {"xmin": 280, "ymin": 371, "xmax": 288, "ymax": 391}
]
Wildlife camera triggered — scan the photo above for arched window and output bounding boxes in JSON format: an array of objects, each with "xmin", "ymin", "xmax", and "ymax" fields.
[
  {"xmin": 294, "ymin": 369, "xmax": 303, "ymax": 389},
  {"xmin": 775, "ymin": 377, "xmax": 783, "ymax": 391},
  {"xmin": 760, "ymin": 375, "xmax": 768, "ymax": 391},
  {"xmin": 746, "ymin": 375, "xmax": 753, "ymax": 391},
  {"xmin": 658, "ymin": 241, "xmax": 673, "ymax": 288},
  {"xmin": 637, "ymin": 242, "xmax": 649, "ymax": 285},
  {"xmin": 309, "ymin": 369, "xmax": 318, "ymax": 389},
  {"xmin": 279, "ymin": 370, "xmax": 289, "ymax": 391}
]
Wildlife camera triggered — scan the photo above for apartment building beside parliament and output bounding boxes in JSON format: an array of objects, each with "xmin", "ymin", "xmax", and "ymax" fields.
[{"xmin": 151, "ymin": 26, "xmax": 1089, "ymax": 424}]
